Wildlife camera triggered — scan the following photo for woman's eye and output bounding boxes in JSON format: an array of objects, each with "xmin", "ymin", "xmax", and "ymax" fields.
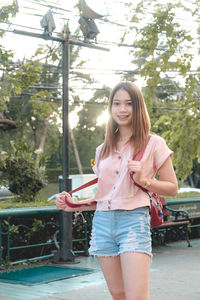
[{"xmin": 127, "ymin": 102, "xmax": 132, "ymax": 105}]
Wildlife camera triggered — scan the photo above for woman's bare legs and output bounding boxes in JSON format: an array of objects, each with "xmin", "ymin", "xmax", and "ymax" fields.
[
  {"xmin": 98, "ymin": 255, "xmax": 126, "ymax": 300},
  {"xmin": 120, "ymin": 252, "xmax": 151, "ymax": 300},
  {"xmin": 98, "ymin": 252, "xmax": 151, "ymax": 300}
]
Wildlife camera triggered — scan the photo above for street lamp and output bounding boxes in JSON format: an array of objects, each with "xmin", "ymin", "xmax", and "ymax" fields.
[
  {"xmin": 40, "ymin": 10, "xmax": 56, "ymax": 35},
  {"xmin": 78, "ymin": 0, "xmax": 108, "ymax": 40}
]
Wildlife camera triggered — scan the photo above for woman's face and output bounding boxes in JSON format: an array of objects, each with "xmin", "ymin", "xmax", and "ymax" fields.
[{"xmin": 111, "ymin": 88, "xmax": 133, "ymax": 127}]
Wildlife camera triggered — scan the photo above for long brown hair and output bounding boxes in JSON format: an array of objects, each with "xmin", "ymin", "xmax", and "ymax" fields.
[{"xmin": 99, "ymin": 82, "xmax": 151, "ymax": 161}]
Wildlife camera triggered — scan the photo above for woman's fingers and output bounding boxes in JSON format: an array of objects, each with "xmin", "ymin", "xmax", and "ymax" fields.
[
  {"xmin": 56, "ymin": 192, "xmax": 79, "ymax": 212},
  {"xmin": 56, "ymin": 192, "xmax": 71, "ymax": 209},
  {"xmin": 127, "ymin": 160, "xmax": 142, "ymax": 172}
]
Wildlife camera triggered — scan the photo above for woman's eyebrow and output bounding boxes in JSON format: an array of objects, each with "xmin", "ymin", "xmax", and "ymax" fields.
[{"xmin": 113, "ymin": 98, "xmax": 132, "ymax": 101}]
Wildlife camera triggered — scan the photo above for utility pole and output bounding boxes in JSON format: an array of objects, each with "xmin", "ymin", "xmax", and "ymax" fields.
[{"xmin": 13, "ymin": 28, "xmax": 109, "ymax": 262}]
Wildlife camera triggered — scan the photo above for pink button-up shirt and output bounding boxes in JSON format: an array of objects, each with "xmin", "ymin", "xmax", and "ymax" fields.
[{"xmin": 93, "ymin": 134, "xmax": 173, "ymax": 211}]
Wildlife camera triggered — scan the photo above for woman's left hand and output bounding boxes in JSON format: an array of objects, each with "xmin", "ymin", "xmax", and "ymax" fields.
[{"xmin": 127, "ymin": 159, "xmax": 147, "ymax": 187}]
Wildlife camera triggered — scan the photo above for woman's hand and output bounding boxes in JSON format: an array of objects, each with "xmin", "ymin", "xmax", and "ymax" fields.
[
  {"xmin": 56, "ymin": 191, "xmax": 76, "ymax": 212},
  {"xmin": 127, "ymin": 159, "xmax": 147, "ymax": 187}
]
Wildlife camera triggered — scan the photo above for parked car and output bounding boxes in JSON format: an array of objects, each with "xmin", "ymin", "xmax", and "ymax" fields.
[{"xmin": 0, "ymin": 186, "xmax": 13, "ymax": 200}]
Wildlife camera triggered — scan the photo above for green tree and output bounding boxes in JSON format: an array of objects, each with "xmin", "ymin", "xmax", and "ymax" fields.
[
  {"xmin": 0, "ymin": 3, "xmax": 109, "ymax": 179},
  {"xmin": 73, "ymin": 86, "xmax": 110, "ymax": 170},
  {"xmin": 123, "ymin": 0, "xmax": 200, "ymax": 184}
]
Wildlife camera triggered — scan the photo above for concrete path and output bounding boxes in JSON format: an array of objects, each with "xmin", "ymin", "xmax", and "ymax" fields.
[{"xmin": 0, "ymin": 238, "xmax": 200, "ymax": 300}]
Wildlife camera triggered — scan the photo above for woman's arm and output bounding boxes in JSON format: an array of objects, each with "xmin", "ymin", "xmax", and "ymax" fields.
[
  {"xmin": 128, "ymin": 156, "xmax": 178, "ymax": 197},
  {"xmin": 142, "ymin": 157, "xmax": 178, "ymax": 196}
]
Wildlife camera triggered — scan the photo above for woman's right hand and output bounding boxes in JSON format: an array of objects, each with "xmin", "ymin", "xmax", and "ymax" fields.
[{"xmin": 56, "ymin": 191, "xmax": 75, "ymax": 212}]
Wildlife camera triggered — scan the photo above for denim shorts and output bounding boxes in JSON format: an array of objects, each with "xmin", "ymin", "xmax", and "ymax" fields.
[{"xmin": 89, "ymin": 206, "xmax": 152, "ymax": 257}]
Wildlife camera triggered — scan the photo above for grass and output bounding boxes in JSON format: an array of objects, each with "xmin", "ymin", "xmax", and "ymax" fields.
[
  {"xmin": 0, "ymin": 198, "xmax": 56, "ymax": 209},
  {"xmin": 166, "ymin": 192, "xmax": 200, "ymax": 199},
  {"xmin": 37, "ymin": 183, "xmax": 59, "ymax": 200}
]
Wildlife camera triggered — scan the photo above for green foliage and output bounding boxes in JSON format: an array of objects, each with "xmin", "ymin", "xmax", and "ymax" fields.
[
  {"xmin": 0, "ymin": 0, "xmax": 18, "ymax": 24},
  {"xmin": 0, "ymin": 1, "xmax": 112, "ymax": 178},
  {"xmin": 125, "ymin": 0, "xmax": 200, "ymax": 184},
  {"xmin": 0, "ymin": 141, "xmax": 46, "ymax": 202},
  {"xmin": 30, "ymin": 90, "xmax": 53, "ymax": 117},
  {"xmin": 70, "ymin": 86, "xmax": 110, "ymax": 169}
]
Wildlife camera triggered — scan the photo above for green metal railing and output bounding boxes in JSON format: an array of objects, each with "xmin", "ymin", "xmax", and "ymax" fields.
[
  {"xmin": 0, "ymin": 206, "xmax": 91, "ymax": 267},
  {"xmin": 0, "ymin": 197, "xmax": 200, "ymax": 267}
]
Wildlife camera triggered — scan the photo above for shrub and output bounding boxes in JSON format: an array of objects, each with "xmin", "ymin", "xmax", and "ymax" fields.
[{"xmin": 0, "ymin": 141, "xmax": 46, "ymax": 202}]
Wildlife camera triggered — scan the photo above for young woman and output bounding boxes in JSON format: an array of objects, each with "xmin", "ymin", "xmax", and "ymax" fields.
[{"xmin": 56, "ymin": 82, "xmax": 178, "ymax": 300}]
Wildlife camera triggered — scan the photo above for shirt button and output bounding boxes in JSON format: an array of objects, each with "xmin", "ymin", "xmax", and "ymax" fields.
[
  {"xmin": 116, "ymin": 171, "xmax": 119, "ymax": 175},
  {"xmin": 118, "ymin": 156, "xmax": 121, "ymax": 159},
  {"xmin": 113, "ymin": 186, "xmax": 116, "ymax": 189}
]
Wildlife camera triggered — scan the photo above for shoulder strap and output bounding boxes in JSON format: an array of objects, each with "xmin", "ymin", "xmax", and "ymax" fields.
[
  {"xmin": 129, "ymin": 135, "xmax": 151, "ymax": 194},
  {"xmin": 68, "ymin": 177, "xmax": 98, "ymax": 195}
]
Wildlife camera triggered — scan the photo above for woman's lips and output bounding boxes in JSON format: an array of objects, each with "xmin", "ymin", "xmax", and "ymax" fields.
[{"xmin": 118, "ymin": 115, "xmax": 129, "ymax": 120}]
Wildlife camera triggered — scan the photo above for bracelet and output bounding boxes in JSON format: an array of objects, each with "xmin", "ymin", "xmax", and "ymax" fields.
[{"xmin": 144, "ymin": 178, "xmax": 151, "ymax": 189}]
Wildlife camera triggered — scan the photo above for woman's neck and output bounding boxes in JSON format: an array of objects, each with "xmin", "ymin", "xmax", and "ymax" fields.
[
  {"xmin": 118, "ymin": 127, "xmax": 132, "ymax": 143},
  {"xmin": 116, "ymin": 127, "xmax": 133, "ymax": 151}
]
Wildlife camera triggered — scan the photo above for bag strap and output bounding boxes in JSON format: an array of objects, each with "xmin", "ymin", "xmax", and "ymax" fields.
[
  {"xmin": 68, "ymin": 177, "xmax": 98, "ymax": 195},
  {"xmin": 129, "ymin": 135, "xmax": 151, "ymax": 194},
  {"xmin": 67, "ymin": 135, "xmax": 151, "ymax": 195}
]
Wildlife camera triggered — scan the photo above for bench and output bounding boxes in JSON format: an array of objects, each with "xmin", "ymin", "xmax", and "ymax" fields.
[{"xmin": 151, "ymin": 197, "xmax": 191, "ymax": 247}]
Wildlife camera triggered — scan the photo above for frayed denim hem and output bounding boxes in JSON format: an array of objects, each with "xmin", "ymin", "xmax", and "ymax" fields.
[
  {"xmin": 89, "ymin": 252, "xmax": 119, "ymax": 257},
  {"xmin": 119, "ymin": 250, "xmax": 153, "ymax": 259},
  {"xmin": 89, "ymin": 250, "xmax": 152, "ymax": 259}
]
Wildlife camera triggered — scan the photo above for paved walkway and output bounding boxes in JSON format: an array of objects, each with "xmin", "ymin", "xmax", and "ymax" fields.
[{"xmin": 0, "ymin": 238, "xmax": 200, "ymax": 300}]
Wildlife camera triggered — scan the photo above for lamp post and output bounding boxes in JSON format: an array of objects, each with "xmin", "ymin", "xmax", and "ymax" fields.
[
  {"xmin": 56, "ymin": 34, "xmax": 74, "ymax": 262},
  {"xmin": 13, "ymin": 27, "xmax": 109, "ymax": 262}
]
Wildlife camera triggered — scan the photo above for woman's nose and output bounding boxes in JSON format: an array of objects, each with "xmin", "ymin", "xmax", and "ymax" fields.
[{"xmin": 119, "ymin": 104, "xmax": 127, "ymax": 111}]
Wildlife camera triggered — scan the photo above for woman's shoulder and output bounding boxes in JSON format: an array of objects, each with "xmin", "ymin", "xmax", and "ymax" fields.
[
  {"xmin": 150, "ymin": 134, "xmax": 166, "ymax": 144},
  {"xmin": 95, "ymin": 143, "xmax": 104, "ymax": 157},
  {"xmin": 149, "ymin": 134, "xmax": 171, "ymax": 152},
  {"xmin": 96, "ymin": 143, "xmax": 104, "ymax": 152}
]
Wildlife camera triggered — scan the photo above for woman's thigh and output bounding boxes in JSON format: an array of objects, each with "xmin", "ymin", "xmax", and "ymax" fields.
[
  {"xmin": 98, "ymin": 255, "xmax": 125, "ymax": 300},
  {"xmin": 120, "ymin": 252, "xmax": 151, "ymax": 300}
]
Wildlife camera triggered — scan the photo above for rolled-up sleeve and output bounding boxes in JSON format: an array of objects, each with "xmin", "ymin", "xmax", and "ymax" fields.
[
  {"xmin": 154, "ymin": 136, "xmax": 173, "ymax": 170},
  {"xmin": 92, "ymin": 144, "xmax": 103, "ymax": 176}
]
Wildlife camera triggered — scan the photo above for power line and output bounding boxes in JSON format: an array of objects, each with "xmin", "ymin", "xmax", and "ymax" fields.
[
  {"xmin": 24, "ymin": 0, "xmax": 73, "ymax": 14},
  {"xmin": 13, "ymin": 0, "xmax": 200, "ymax": 33}
]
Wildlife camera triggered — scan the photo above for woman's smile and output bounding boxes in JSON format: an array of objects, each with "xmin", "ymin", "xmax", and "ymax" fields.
[{"xmin": 117, "ymin": 114, "xmax": 130, "ymax": 121}]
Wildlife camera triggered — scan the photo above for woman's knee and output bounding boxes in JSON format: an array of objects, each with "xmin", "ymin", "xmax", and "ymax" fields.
[
  {"xmin": 109, "ymin": 289, "xmax": 126, "ymax": 300},
  {"xmin": 125, "ymin": 292, "xmax": 150, "ymax": 300}
]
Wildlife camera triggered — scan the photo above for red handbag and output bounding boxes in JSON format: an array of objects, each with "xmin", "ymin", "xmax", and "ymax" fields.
[{"xmin": 64, "ymin": 136, "xmax": 163, "ymax": 228}]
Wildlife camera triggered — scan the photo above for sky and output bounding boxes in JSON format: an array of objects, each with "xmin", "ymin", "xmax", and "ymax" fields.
[
  {"xmin": 1, "ymin": 0, "xmax": 135, "ymax": 86},
  {"xmin": 0, "ymin": 0, "xmax": 138, "ymax": 126},
  {"xmin": 1, "ymin": 0, "xmax": 198, "ymax": 77},
  {"xmin": 1, "ymin": 0, "xmax": 199, "ymax": 127}
]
